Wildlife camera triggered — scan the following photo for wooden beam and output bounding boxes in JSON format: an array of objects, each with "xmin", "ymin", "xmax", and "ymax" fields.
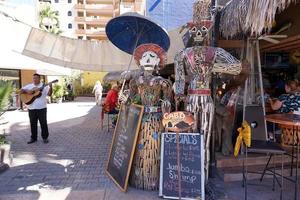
[
  {"xmin": 279, "ymin": 44, "xmax": 300, "ymax": 52},
  {"xmin": 260, "ymin": 34, "xmax": 300, "ymax": 51},
  {"xmin": 261, "ymin": 40, "xmax": 300, "ymax": 52},
  {"xmin": 218, "ymin": 40, "xmax": 244, "ymax": 48}
]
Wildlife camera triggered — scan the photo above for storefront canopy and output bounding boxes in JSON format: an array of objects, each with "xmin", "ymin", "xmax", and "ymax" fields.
[
  {"xmin": 22, "ymin": 27, "xmax": 184, "ymax": 72},
  {"xmin": 103, "ymin": 70, "xmax": 141, "ymax": 83}
]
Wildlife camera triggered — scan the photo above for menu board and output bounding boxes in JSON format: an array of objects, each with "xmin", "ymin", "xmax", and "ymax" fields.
[
  {"xmin": 159, "ymin": 132, "xmax": 204, "ymax": 200},
  {"xmin": 106, "ymin": 104, "xmax": 144, "ymax": 192}
]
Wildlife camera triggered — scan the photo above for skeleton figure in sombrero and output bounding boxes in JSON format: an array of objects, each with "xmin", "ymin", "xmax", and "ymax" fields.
[
  {"xmin": 129, "ymin": 43, "xmax": 172, "ymax": 190},
  {"xmin": 174, "ymin": 0, "xmax": 244, "ymax": 179}
]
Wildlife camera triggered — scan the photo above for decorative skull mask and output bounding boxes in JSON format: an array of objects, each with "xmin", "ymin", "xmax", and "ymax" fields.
[
  {"xmin": 139, "ymin": 51, "xmax": 160, "ymax": 71},
  {"xmin": 182, "ymin": 0, "xmax": 213, "ymax": 47},
  {"xmin": 183, "ymin": 21, "xmax": 213, "ymax": 47},
  {"xmin": 134, "ymin": 43, "xmax": 167, "ymax": 72}
]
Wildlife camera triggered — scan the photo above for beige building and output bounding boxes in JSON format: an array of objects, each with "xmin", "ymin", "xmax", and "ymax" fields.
[{"xmin": 74, "ymin": 0, "xmax": 145, "ymax": 40}]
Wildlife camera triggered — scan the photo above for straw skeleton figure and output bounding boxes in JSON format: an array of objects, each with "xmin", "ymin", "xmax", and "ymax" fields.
[
  {"xmin": 129, "ymin": 44, "xmax": 172, "ymax": 190},
  {"xmin": 174, "ymin": 0, "xmax": 242, "ymax": 179}
]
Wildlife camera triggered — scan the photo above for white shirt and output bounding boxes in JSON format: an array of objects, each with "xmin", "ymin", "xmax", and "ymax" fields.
[
  {"xmin": 93, "ymin": 84, "xmax": 103, "ymax": 95},
  {"xmin": 22, "ymin": 83, "xmax": 50, "ymax": 110}
]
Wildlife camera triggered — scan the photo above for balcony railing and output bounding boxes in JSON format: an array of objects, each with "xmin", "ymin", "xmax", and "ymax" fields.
[
  {"xmin": 85, "ymin": 0, "xmax": 114, "ymax": 4},
  {"xmin": 75, "ymin": 17, "xmax": 109, "ymax": 26},
  {"xmin": 75, "ymin": 29, "xmax": 106, "ymax": 37},
  {"xmin": 74, "ymin": 3, "xmax": 119, "ymax": 16}
]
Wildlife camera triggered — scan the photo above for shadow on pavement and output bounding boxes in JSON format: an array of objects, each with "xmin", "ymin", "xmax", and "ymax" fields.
[{"xmin": 0, "ymin": 102, "xmax": 115, "ymax": 199}]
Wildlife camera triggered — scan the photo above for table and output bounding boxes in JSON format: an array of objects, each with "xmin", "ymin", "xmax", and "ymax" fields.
[{"xmin": 265, "ymin": 114, "xmax": 300, "ymax": 200}]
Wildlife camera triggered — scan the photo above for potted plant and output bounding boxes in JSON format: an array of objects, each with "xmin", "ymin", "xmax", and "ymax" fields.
[
  {"xmin": 51, "ymin": 84, "xmax": 64, "ymax": 103},
  {"xmin": 0, "ymin": 81, "xmax": 12, "ymax": 173}
]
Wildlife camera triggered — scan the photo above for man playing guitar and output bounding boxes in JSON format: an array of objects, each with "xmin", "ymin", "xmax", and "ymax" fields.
[{"xmin": 20, "ymin": 73, "xmax": 53, "ymax": 144}]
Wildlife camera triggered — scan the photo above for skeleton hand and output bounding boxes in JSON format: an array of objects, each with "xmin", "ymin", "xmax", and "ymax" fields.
[{"xmin": 160, "ymin": 99, "xmax": 171, "ymax": 114}]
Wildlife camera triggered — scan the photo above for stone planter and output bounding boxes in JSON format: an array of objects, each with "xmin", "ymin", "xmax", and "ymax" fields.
[{"xmin": 0, "ymin": 142, "xmax": 11, "ymax": 173}]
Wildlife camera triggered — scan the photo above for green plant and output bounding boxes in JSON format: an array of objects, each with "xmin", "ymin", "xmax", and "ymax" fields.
[
  {"xmin": 0, "ymin": 81, "xmax": 13, "ymax": 115},
  {"xmin": 39, "ymin": 4, "xmax": 61, "ymax": 34},
  {"xmin": 0, "ymin": 135, "xmax": 7, "ymax": 145},
  {"xmin": 52, "ymin": 84, "xmax": 64, "ymax": 101},
  {"xmin": 74, "ymin": 85, "xmax": 94, "ymax": 96}
]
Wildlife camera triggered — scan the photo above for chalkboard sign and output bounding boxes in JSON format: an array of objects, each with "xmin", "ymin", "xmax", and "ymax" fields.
[
  {"xmin": 159, "ymin": 133, "xmax": 205, "ymax": 200},
  {"xmin": 106, "ymin": 104, "xmax": 144, "ymax": 192}
]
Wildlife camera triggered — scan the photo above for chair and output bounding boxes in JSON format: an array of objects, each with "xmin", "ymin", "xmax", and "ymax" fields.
[
  {"xmin": 243, "ymin": 105, "xmax": 285, "ymax": 200},
  {"xmin": 100, "ymin": 105, "xmax": 117, "ymax": 132}
]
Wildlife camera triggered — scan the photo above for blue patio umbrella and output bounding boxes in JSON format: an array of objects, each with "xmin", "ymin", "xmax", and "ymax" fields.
[
  {"xmin": 106, "ymin": 12, "xmax": 170, "ymax": 55},
  {"xmin": 106, "ymin": 12, "xmax": 170, "ymax": 95}
]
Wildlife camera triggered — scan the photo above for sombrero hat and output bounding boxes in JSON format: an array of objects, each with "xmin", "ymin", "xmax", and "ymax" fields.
[{"xmin": 133, "ymin": 43, "xmax": 167, "ymax": 68}]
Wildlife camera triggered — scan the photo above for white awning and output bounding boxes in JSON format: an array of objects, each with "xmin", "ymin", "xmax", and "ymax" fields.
[
  {"xmin": 0, "ymin": 3, "xmax": 184, "ymax": 73},
  {"xmin": 0, "ymin": 8, "xmax": 72, "ymax": 76}
]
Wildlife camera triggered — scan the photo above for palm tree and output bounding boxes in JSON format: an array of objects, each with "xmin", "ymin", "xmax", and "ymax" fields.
[
  {"xmin": 39, "ymin": 4, "xmax": 61, "ymax": 35},
  {"xmin": 0, "ymin": 81, "xmax": 12, "ymax": 116}
]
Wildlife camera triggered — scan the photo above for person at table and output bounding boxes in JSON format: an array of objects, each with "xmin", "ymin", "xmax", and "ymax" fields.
[{"xmin": 269, "ymin": 80, "xmax": 300, "ymax": 113}]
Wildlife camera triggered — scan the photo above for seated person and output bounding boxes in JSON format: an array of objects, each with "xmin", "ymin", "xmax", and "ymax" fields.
[
  {"xmin": 102, "ymin": 85, "xmax": 119, "ymax": 126},
  {"xmin": 269, "ymin": 80, "xmax": 300, "ymax": 113}
]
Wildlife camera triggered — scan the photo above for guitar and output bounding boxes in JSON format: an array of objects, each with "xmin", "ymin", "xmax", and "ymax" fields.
[{"xmin": 20, "ymin": 80, "xmax": 58, "ymax": 105}]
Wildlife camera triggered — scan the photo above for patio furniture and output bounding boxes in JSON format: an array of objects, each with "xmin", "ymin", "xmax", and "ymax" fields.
[
  {"xmin": 265, "ymin": 113, "xmax": 300, "ymax": 200},
  {"xmin": 243, "ymin": 105, "xmax": 285, "ymax": 200}
]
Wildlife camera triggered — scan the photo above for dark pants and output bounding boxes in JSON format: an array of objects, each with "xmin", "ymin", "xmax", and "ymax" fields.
[
  {"xmin": 108, "ymin": 108, "xmax": 119, "ymax": 125},
  {"xmin": 28, "ymin": 108, "xmax": 49, "ymax": 140}
]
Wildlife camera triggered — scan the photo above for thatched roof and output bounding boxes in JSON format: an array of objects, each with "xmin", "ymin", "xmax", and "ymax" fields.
[{"xmin": 220, "ymin": 0, "xmax": 300, "ymax": 38}]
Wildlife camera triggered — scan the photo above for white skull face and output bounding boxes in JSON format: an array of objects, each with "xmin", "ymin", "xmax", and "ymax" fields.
[
  {"xmin": 139, "ymin": 51, "xmax": 160, "ymax": 71},
  {"xmin": 189, "ymin": 25, "xmax": 209, "ymax": 43}
]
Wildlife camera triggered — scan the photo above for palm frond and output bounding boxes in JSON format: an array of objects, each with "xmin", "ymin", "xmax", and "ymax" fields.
[{"xmin": 220, "ymin": 0, "xmax": 300, "ymax": 38}]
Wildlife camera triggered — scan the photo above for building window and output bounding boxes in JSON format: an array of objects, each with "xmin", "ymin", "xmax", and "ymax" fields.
[
  {"xmin": 68, "ymin": 23, "xmax": 72, "ymax": 29},
  {"xmin": 68, "ymin": 0, "xmax": 72, "ymax": 3},
  {"xmin": 68, "ymin": 11, "xmax": 72, "ymax": 16},
  {"xmin": 54, "ymin": 0, "xmax": 59, "ymax": 3}
]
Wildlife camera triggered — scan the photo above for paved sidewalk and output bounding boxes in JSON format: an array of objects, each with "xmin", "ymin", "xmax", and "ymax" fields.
[
  {"xmin": 1, "ymin": 97, "xmax": 299, "ymax": 200},
  {"xmin": 0, "ymin": 97, "xmax": 159, "ymax": 200}
]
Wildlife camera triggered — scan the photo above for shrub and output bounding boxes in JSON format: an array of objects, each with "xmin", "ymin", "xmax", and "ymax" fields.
[
  {"xmin": 0, "ymin": 135, "xmax": 7, "ymax": 145},
  {"xmin": 74, "ymin": 85, "xmax": 94, "ymax": 97},
  {"xmin": 51, "ymin": 84, "xmax": 64, "ymax": 102},
  {"xmin": 0, "ymin": 81, "xmax": 13, "ymax": 115}
]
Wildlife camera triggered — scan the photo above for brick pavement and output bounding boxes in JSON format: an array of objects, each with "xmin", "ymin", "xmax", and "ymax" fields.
[
  {"xmin": 1, "ymin": 97, "xmax": 299, "ymax": 200},
  {"xmin": 0, "ymin": 97, "xmax": 159, "ymax": 200}
]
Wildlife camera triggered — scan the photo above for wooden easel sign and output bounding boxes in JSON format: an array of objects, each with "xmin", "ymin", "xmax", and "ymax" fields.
[
  {"xmin": 106, "ymin": 104, "xmax": 144, "ymax": 192},
  {"xmin": 159, "ymin": 132, "xmax": 205, "ymax": 200}
]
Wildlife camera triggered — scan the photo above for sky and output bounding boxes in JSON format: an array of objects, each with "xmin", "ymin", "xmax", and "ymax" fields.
[
  {"xmin": 146, "ymin": 0, "xmax": 194, "ymax": 31},
  {"xmin": 7, "ymin": 0, "xmax": 36, "ymax": 5}
]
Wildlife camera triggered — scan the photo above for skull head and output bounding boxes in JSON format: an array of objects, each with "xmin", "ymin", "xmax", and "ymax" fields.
[
  {"xmin": 182, "ymin": 21, "xmax": 213, "ymax": 47},
  {"xmin": 182, "ymin": 0, "xmax": 214, "ymax": 47},
  {"xmin": 139, "ymin": 51, "xmax": 160, "ymax": 71},
  {"xmin": 134, "ymin": 44, "xmax": 166, "ymax": 72}
]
